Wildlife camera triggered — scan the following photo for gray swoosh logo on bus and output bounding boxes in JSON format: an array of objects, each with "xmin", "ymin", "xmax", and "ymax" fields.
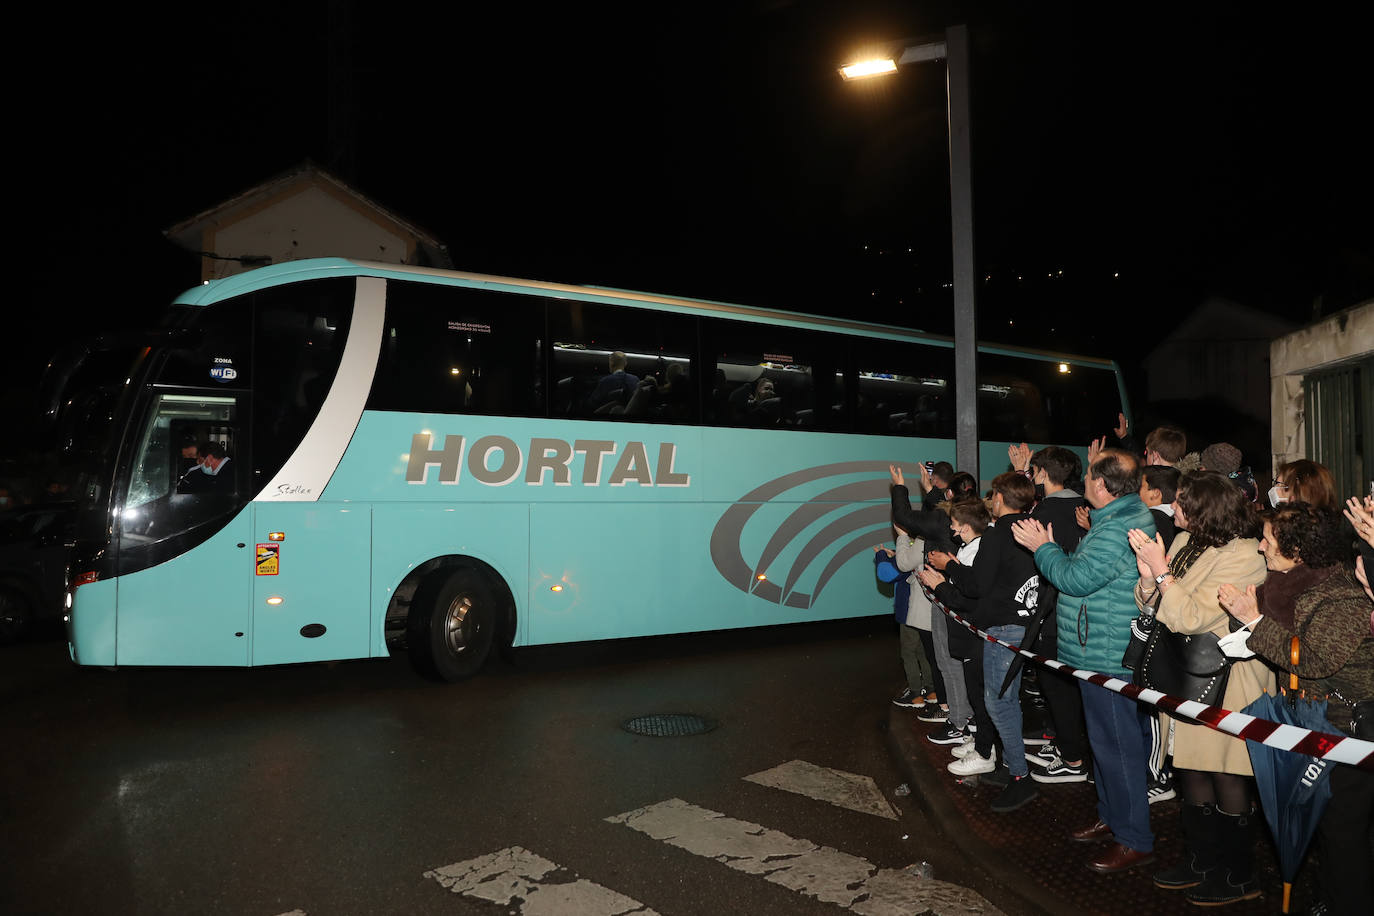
[{"xmin": 710, "ymin": 461, "xmax": 893, "ymax": 608}]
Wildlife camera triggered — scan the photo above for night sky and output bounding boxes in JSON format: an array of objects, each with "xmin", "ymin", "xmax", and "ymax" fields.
[{"xmin": 9, "ymin": 0, "xmax": 1373, "ymax": 461}]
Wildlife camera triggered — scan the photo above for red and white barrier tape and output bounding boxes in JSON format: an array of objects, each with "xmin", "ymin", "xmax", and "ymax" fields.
[{"xmin": 938, "ymin": 605, "xmax": 1374, "ymax": 771}]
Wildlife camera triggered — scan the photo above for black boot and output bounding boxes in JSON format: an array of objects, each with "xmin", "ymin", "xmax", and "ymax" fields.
[
  {"xmin": 1154, "ymin": 803, "xmax": 1218, "ymax": 890},
  {"xmin": 1186, "ymin": 807, "xmax": 1261, "ymax": 906}
]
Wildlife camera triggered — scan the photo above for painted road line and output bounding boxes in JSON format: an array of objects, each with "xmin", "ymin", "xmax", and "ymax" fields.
[
  {"xmin": 607, "ymin": 798, "xmax": 1001, "ymax": 916},
  {"xmin": 744, "ymin": 759, "xmax": 898, "ymax": 820},
  {"xmin": 425, "ymin": 846, "xmax": 660, "ymax": 916}
]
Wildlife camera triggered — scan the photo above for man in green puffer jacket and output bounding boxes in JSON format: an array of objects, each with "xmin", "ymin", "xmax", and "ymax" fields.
[{"xmin": 1012, "ymin": 448, "xmax": 1157, "ymax": 875}]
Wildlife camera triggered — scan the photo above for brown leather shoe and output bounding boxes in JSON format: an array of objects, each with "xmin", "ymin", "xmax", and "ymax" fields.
[
  {"xmin": 1086, "ymin": 842, "xmax": 1155, "ymax": 874},
  {"xmin": 1069, "ymin": 819, "xmax": 1114, "ymax": 843}
]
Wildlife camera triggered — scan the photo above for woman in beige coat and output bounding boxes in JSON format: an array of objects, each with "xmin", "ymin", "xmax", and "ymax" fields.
[{"xmin": 1129, "ymin": 471, "xmax": 1271, "ymax": 906}]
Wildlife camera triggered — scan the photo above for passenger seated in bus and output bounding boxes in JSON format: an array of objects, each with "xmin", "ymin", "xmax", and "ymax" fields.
[
  {"xmin": 624, "ymin": 363, "xmax": 690, "ymax": 419},
  {"xmin": 178, "ymin": 442, "xmax": 233, "ymax": 495},
  {"xmin": 730, "ymin": 377, "xmax": 781, "ymax": 426},
  {"xmin": 177, "ymin": 435, "xmax": 200, "ymax": 478},
  {"xmin": 589, "ymin": 351, "xmax": 639, "ymax": 410},
  {"xmin": 175, "ymin": 441, "xmax": 212, "ymax": 493}
]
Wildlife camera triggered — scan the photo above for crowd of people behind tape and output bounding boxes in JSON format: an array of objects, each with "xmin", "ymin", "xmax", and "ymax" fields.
[{"xmin": 875, "ymin": 419, "xmax": 1374, "ymax": 912}]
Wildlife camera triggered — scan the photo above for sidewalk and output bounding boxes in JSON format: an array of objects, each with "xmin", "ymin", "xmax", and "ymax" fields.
[{"xmin": 886, "ymin": 696, "xmax": 1316, "ymax": 916}]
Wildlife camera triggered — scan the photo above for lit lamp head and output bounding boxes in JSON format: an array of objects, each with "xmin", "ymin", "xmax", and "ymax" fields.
[{"xmin": 839, "ymin": 58, "xmax": 897, "ymax": 80}]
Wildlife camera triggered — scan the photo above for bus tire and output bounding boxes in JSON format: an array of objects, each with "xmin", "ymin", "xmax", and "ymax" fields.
[{"xmin": 407, "ymin": 567, "xmax": 495, "ymax": 682}]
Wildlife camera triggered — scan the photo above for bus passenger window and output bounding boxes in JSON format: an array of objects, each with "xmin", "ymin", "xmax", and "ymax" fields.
[
  {"xmin": 702, "ymin": 318, "xmax": 843, "ymax": 432},
  {"xmin": 853, "ymin": 337, "xmax": 955, "ymax": 438},
  {"xmin": 367, "ymin": 282, "xmax": 544, "ymax": 418},
  {"xmin": 547, "ymin": 301, "xmax": 696, "ymax": 423}
]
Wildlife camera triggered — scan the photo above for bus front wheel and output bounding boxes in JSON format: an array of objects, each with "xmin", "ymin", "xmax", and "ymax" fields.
[{"xmin": 408, "ymin": 568, "xmax": 495, "ymax": 681}]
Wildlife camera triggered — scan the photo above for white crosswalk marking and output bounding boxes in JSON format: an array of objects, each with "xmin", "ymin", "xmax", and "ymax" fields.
[
  {"xmin": 744, "ymin": 759, "xmax": 899, "ymax": 819},
  {"xmin": 424, "ymin": 846, "xmax": 660, "ymax": 916},
  {"xmin": 607, "ymin": 798, "xmax": 1002, "ymax": 916}
]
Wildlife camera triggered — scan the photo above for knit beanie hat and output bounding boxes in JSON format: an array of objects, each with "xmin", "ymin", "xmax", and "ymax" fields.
[{"xmin": 1200, "ymin": 442, "xmax": 1242, "ymax": 475}]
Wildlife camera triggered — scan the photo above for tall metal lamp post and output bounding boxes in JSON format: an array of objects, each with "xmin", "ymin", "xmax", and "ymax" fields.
[{"xmin": 841, "ymin": 25, "xmax": 978, "ymax": 483}]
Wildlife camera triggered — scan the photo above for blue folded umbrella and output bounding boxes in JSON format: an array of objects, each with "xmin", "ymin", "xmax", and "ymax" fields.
[{"xmin": 1242, "ymin": 690, "xmax": 1336, "ymax": 913}]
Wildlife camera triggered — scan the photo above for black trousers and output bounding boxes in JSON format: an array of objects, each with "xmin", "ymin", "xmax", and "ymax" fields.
[{"xmin": 962, "ymin": 643, "xmax": 997, "ymax": 758}]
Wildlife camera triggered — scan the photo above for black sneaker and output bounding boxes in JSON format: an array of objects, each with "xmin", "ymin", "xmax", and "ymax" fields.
[
  {"xmin": 1030, "ymin": 755, "xmax": 1089, "ymax": 784},
  {"xmin": 1026, "ymin": 742, "xmax": 1059, "ymax": 766},
  {"xmin": 926, "ymin": 724, "xmax": 968, "ymax": 745},
  {"xmin": 990, "ymin": 775, "xmax": 1039, "ymax": 812},
  {"xmin": 1022, "ymin": 727, "xmax": 1054, "ymax": 746},
  {"xmin": 916, "ymin": 705, "xmax": 949, "ymax": 723},
  {"xmin": 1147, "ymin": 778, "xmax": 1177, "ymax": 805},
  {"xmin": 980, "ymin": 761, "xmax": 1012, "ymax": 788},
  {"xmin": 891, "ymin": 687, "xmax": 924, "ymax": 709}
]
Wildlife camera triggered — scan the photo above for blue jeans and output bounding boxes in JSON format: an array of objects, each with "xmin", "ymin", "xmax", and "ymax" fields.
[
  {"xmin": 983, "ymin": 624, "xmax": 1027, "ymax": 778},
  {"xmin": 1080, "ymin": 681, "xmax": 1154, "ymax": 852}
]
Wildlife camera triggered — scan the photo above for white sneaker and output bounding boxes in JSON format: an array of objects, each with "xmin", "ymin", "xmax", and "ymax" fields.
[
  {"xmin": 951, "ymin": 736, "xmax": 979, "ymax": 759},
  {"xmin": 947, "ymin": 747, "xmax": 997, "ymax": 776}
]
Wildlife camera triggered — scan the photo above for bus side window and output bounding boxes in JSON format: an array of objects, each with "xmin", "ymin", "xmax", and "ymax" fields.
[
  {"xmin": 701, "ymin": 317, "xmax": 843, "ymax": 432},
  {"xmin": 368, "ymin": 282, "xmax": 544, "ymax": 418},
  {"xmin": 547, "ymin": 301, "xmax": 697, "ymax": 424},
  {"xmin": 848, "ymin": 336, "xmax": 955, "ymax": 438}
]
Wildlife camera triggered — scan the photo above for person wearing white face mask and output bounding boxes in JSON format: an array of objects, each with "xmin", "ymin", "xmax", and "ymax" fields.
[{"xmin": 1269, "ymin": 459, "xmax": 1338, "ymax": 511}]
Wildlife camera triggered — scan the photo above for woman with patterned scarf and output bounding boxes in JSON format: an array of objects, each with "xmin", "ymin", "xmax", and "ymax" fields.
[{"xmin": 1220, "ymin": 502, "xmax": 1374, "ymax": 915}]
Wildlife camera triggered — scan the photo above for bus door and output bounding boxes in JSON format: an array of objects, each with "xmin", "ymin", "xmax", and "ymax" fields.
[
  {"xmin": 113, "ymin": 391, "xmax": 254, "ymax": 666},
  {"xmin": 249, "ymin": 502, "xmax": 371, "ymax": 665}
]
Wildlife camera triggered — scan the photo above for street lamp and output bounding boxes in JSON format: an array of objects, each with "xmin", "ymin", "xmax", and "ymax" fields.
[{"xmin": 841, "ymin": 26, "xmax": 978, "ymax": 483}]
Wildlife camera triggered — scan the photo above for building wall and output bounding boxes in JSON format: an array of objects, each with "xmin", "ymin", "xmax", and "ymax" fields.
[
  {"xmin": 201, "ymin": 183, "xmax": 414, "ymax": 281},
  {"xmin": 1269, "ymin": 300, "xmax": 1374, "ymax": 473},
  {"xmin": 1144, "ymin": 299, "xmax": 1296, "ymax": 426}
]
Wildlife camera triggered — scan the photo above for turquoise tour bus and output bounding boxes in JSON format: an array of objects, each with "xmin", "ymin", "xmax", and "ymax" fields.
[{"xmin": 50, "ymin": 258, "xmax": 1128, "ymax": 680}]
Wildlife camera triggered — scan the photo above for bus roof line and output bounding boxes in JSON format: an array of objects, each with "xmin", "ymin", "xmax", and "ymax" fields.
[{"xmin": 173, "ymin": 257, "xmax": 1116, "ymax": 369}]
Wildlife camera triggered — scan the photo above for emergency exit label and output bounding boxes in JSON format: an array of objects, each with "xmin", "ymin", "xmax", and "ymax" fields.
[{"xmin": 255, "ymin": 543, "xmax": 280, "ymax": 575}]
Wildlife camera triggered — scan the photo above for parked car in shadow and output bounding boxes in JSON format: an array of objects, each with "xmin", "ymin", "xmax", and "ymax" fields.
[{"xmin": 0, "ymin": 501, "xmax": 75, "ymax": 644}]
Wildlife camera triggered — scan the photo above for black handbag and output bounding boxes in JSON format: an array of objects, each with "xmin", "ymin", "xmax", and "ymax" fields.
[{"xmin": 1134, "ymin": 623, "xmax": 1232, "ymax": 705}]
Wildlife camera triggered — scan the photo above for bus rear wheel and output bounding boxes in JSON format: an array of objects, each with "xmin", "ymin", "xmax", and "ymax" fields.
[{"xmin": 408, "ymin": 568, "xmax": 495, "ymax": 681}]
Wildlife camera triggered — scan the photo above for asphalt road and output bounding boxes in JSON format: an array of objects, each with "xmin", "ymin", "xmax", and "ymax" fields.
[{"xmin": 0, "ymin": 618, "xmax": 1015, "ymax": 916}]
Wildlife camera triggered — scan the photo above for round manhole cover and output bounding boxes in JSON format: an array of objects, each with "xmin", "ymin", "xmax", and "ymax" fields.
[{"xmin": 622, "ymin": 713, "xmax": 718, "ymax": 737}]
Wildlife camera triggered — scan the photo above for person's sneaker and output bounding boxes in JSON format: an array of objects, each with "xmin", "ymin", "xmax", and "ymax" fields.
[
  {"xmin": 947, "ymin": 748, "xmax": 997, "ymax": 776},
  {"xmin": 891, "ymin": 687, "xmax": 924, "ymax": 709},
  {"xmin": 990, "ymin": 775, "xmax": 1039, "ymax": 812},
  {"xmin": 1147, "ymin": 778, "xmax": 1176, "ymax": 805},
  {"xmin": 1031, "ymin": 755, "xmax": 1089, "ymax": 784},
  {"xmin": 916, "ymin": 705, "xmax": 950, "ymax": 723},
  {"xmin": 981, "ymin": 761, "xmax": 1012, "ymax": 788},
  {"xmin": 926, "ymin": 724, "xmax": 967, "ymax": 745},
  {"xmin": 1026, "ymin": 742, "xmax": 1060, "ymax": 766},
  {"xmin": 950, "ymin": 736, "xmax": 979, "ymax": 759},
  {"xmin": 1022, "ymin": 727, "xmax": 1054, "ymax": 746}
]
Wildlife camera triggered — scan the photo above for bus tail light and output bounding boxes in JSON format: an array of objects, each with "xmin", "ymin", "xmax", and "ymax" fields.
[{"xmin": 67, "ymin": 570, "xmax": 99, "ymax": 616}]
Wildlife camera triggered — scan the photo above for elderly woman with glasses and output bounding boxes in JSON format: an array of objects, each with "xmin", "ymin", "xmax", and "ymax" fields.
[{"xmin": 1219, "ymin": 502, "xmax": 1374, "ymax": 915}]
